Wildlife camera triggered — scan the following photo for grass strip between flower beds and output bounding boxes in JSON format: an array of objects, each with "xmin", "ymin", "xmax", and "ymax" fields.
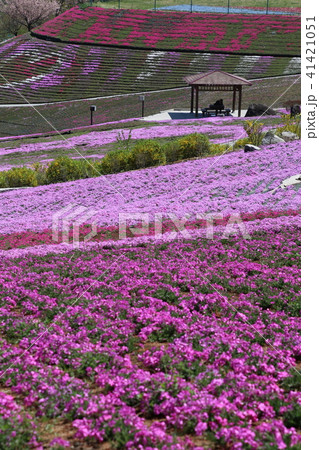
[{"xmin": 32, "ymin": 7, "xmax": 301, "ymax": 57}]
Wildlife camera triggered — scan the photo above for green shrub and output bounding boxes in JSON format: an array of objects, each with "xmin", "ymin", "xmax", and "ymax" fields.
[
  {"xmin": 0, "ymin": 171, "xmax": 6, "ymax": 188},
  {"xmin": 100, "ymin": 149, "xmax": 134, "ymax": 174},
  {"xmin": 177, "ymin": 133, "xmax": 210, "ymax": 159},
  {"xmin": 5, "ymin": 167, "xmax": 38, "ymax": 187},
  {"xmin": 243, "ymin": 120, "xmax": 265, "ymax": 146},
  {"xmin": 32, "ymin": 162, "xmax": 47, "ymax": 185},
  {"xmin": 209, "ymin": 143, "xmax": 228, "ymax": 155},
  {"xmin": 276, "ymin": 113, "xmax": 301, "ymax": 138},
  {"xmin": 163, "ymin": 140, "xmax": 180, "ymax": 163},
  {"xmin": 93, "ymin": 160, "xmax": 103, "ymax": 175},
  {"xmin": 233, "ymin": 137, "xmax": 250, "ymax": 149},
  {"xmin": 46, "ymin": 156, "xmax": 82, "ymax": 183},
  {"xmin": 76, "ymin": 159, "xmax": 101, "ymax": 178},
  {"xmin": 0, "ymin": 132, "xmax": 229, "ymax": 188},
  {"xmin": 131, "ymin": 139, "xmax": 166, "ymax": 169}
]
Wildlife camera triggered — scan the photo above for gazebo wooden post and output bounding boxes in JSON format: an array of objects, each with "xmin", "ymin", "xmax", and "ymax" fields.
[
  {"xmin": 232, "ymin": 87, "xmax": 236, "ymax": 113},
  {"xmin": 190, "ymin": 86, "xmax": 194, "ymax": 113},
  {"xmin": 195, "ymin": 86, "xmax": 199, "ymax": 117},
  {"xmin": 184, "ymin": 71, "xmax": 251, "ymax": 119},
  {"xmin": 238, "ymin": 85, "xmax": 242, "ymax": 117}
]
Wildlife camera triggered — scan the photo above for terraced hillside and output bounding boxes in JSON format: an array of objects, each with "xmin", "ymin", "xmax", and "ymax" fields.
[
  {"xmin": 0, "ymin": 128, "xmax": 301, "ymax": 448},
  {"xmin": 33, "ymin": 7, "xmax": 300, "ymax": 56},
  {"xmin": 0, "ymin": 35, "xmax": 300, "ymax": 104}
]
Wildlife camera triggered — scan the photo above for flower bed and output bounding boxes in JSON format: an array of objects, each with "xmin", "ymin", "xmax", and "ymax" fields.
[
  {"xmin": 0, "ymin": 140, "xmax": 300, "ymax": 236},
  {"xmin": 0, "ymin": 35, "xmax": 300, "ymax": 104},
  {"xmin": 0, "ymin": 222, "xmax": 301, "ymax": 448},
  {"xmin": 33, "ymin": 7, "xmax": 300, "ymax": 56},
  {"xmin": 0, "ymin": 116, "xmax": 301, "ymax": 447},
  {"xmin": 0, "ymin": 208, "xmax": 300, "ymax": 251},
  {"xmin": 0, "ymin": 115, "xmax": 279, "ymax": 161},
  {"xmin": 0, "ymin": 392, "xmax": 39, "ymax": 448}
]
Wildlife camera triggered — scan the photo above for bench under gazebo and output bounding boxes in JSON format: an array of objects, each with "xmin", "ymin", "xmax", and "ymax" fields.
[{"xmin": 184, "ymin": 70, "xmax": 252, "ymax": 118}]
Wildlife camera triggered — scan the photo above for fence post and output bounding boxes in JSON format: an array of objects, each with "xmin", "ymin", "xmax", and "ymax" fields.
[
  {"xmin": 154, "ymin": 0, "xmax": 156, "ymax": 11},
  {"xmin": 118, "ymin": 0, "xmax": 120, "ymax": 9},
  {"xmin": 266, "ymin": 0, "xmax": 269, "ymax": 14},
  {"xmin": 190, "ymin": 0, "xmax": 193, "ymax": 13},
  {"xmin": 227, "ymin": 0, "xmax": 230, "ymax": 14}
]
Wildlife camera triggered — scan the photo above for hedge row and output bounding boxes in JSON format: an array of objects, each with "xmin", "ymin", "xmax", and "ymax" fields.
[
  {"xmin": 0, "ymin": 133, "xmax": 235, "ymax": 188},
  {"xmin": 1, "ymin": 111, "xmax": 301, "ymax": 188}
]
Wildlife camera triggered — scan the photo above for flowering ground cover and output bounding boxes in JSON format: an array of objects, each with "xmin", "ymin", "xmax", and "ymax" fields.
[
  {"xmin": 0, "ymin": 221, "xmax": 301, "ymax": 448},
  {"xmin": 33, "ymin": 7, "xmax": 300, "ymax": 57},
  {"xmin": 0, "ymin": 35, "xmax": 300, "ymax": 105},
  {"xmin": 0, "ymin": 209, "xmax": 300, "ymax": 251},
  {"xmin": 0, "ymin": 96, "xmax": 301, "ymax": 449},
  {"xmin": 0, "ymin": 0, "xmax": 302, "ymax": 446},
  {"xmin": 0, "ymin": 114, "xmax": 284, "ymax": 170},
  {"xmin": 0, "ymin": 391, "xmax": 39, "ymax": 448},
  {"xmin": 0, "ymin": 140, "xmax": 300, "ymax": 235},
  {"xmin": 0, "ymin": 118, "xmax": 243, "ymax": 158}
]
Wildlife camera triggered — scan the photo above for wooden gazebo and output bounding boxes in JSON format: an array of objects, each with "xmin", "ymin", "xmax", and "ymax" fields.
[{"xmin": 184, "ymin": 70, "xmax": 252, "ymax": 118}]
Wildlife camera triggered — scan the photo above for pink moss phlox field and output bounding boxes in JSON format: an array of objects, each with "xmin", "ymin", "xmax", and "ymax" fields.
[
  {"xmin": 0, "ymin": 224, "xmax": 300, "ymax": 448},
  {"xmin": 0, "ymin": 115, "xmax": 281, "ymax": 159},
  {"xmin": 0, "ymin": 35, "xmax": 300, "ymax": 106},
  {"xmin": 33, "ymin": 7, "xmax": 301, "ymax": 56},
  {"xmin": 0, "ymin": 213, "xmax": 301, "ymax": 259},
  {"xmin": 0, "ymin": 208, "xmax": 299, "ymax": 252},
  {"xmin": 0, "ymin": 391, "xmax": 39, "ymax": 447},
  {"xmin": 0, "ymin": 112, "xmax": 301, "ymax": 448},
  {"xmin": 0, "ymin": 141, "xmax": 300, "ymax": 236}
]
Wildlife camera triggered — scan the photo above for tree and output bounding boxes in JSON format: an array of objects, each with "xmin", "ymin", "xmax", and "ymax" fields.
[
  {"xmin": 0, "ymin": 11, "xmax": 20, "ymax": 36},
  {"xmin": 0, "ymin": 0, "xmax": 59, "ymax": 32},
  {"xmin": 56, "ymin": 0, "xmax": 86, "ymax": 15}
]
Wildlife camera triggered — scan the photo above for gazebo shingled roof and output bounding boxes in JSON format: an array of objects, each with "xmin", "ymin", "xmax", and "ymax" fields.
[{"xmin": 184, "ymin": 70, "xmax": 252, "ymax": 117}]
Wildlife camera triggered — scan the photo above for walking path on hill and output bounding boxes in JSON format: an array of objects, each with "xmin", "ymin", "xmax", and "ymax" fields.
[
  {"xmin": 0, "ymin": 75, "xmax": 299, "ymax": 108},
  {"xmin": 142, "ymin": 109, "xmax": 250, "ymax": 121}
]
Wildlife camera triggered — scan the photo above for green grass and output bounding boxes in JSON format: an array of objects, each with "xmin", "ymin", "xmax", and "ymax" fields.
[
  {"xmin": 0, "ymin": 75, "xmax": 300, "ymax": 138},
  {"xmin": 0, "ymin": 106, "xmax": 293, "ymax": 173},
  {"xmin": 0, "ymin": 35, "xmax": 300, "ymax": 105},
  {"xmin": 0, "ymin": 131, "xmax": 226, "ymax": 169}
]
